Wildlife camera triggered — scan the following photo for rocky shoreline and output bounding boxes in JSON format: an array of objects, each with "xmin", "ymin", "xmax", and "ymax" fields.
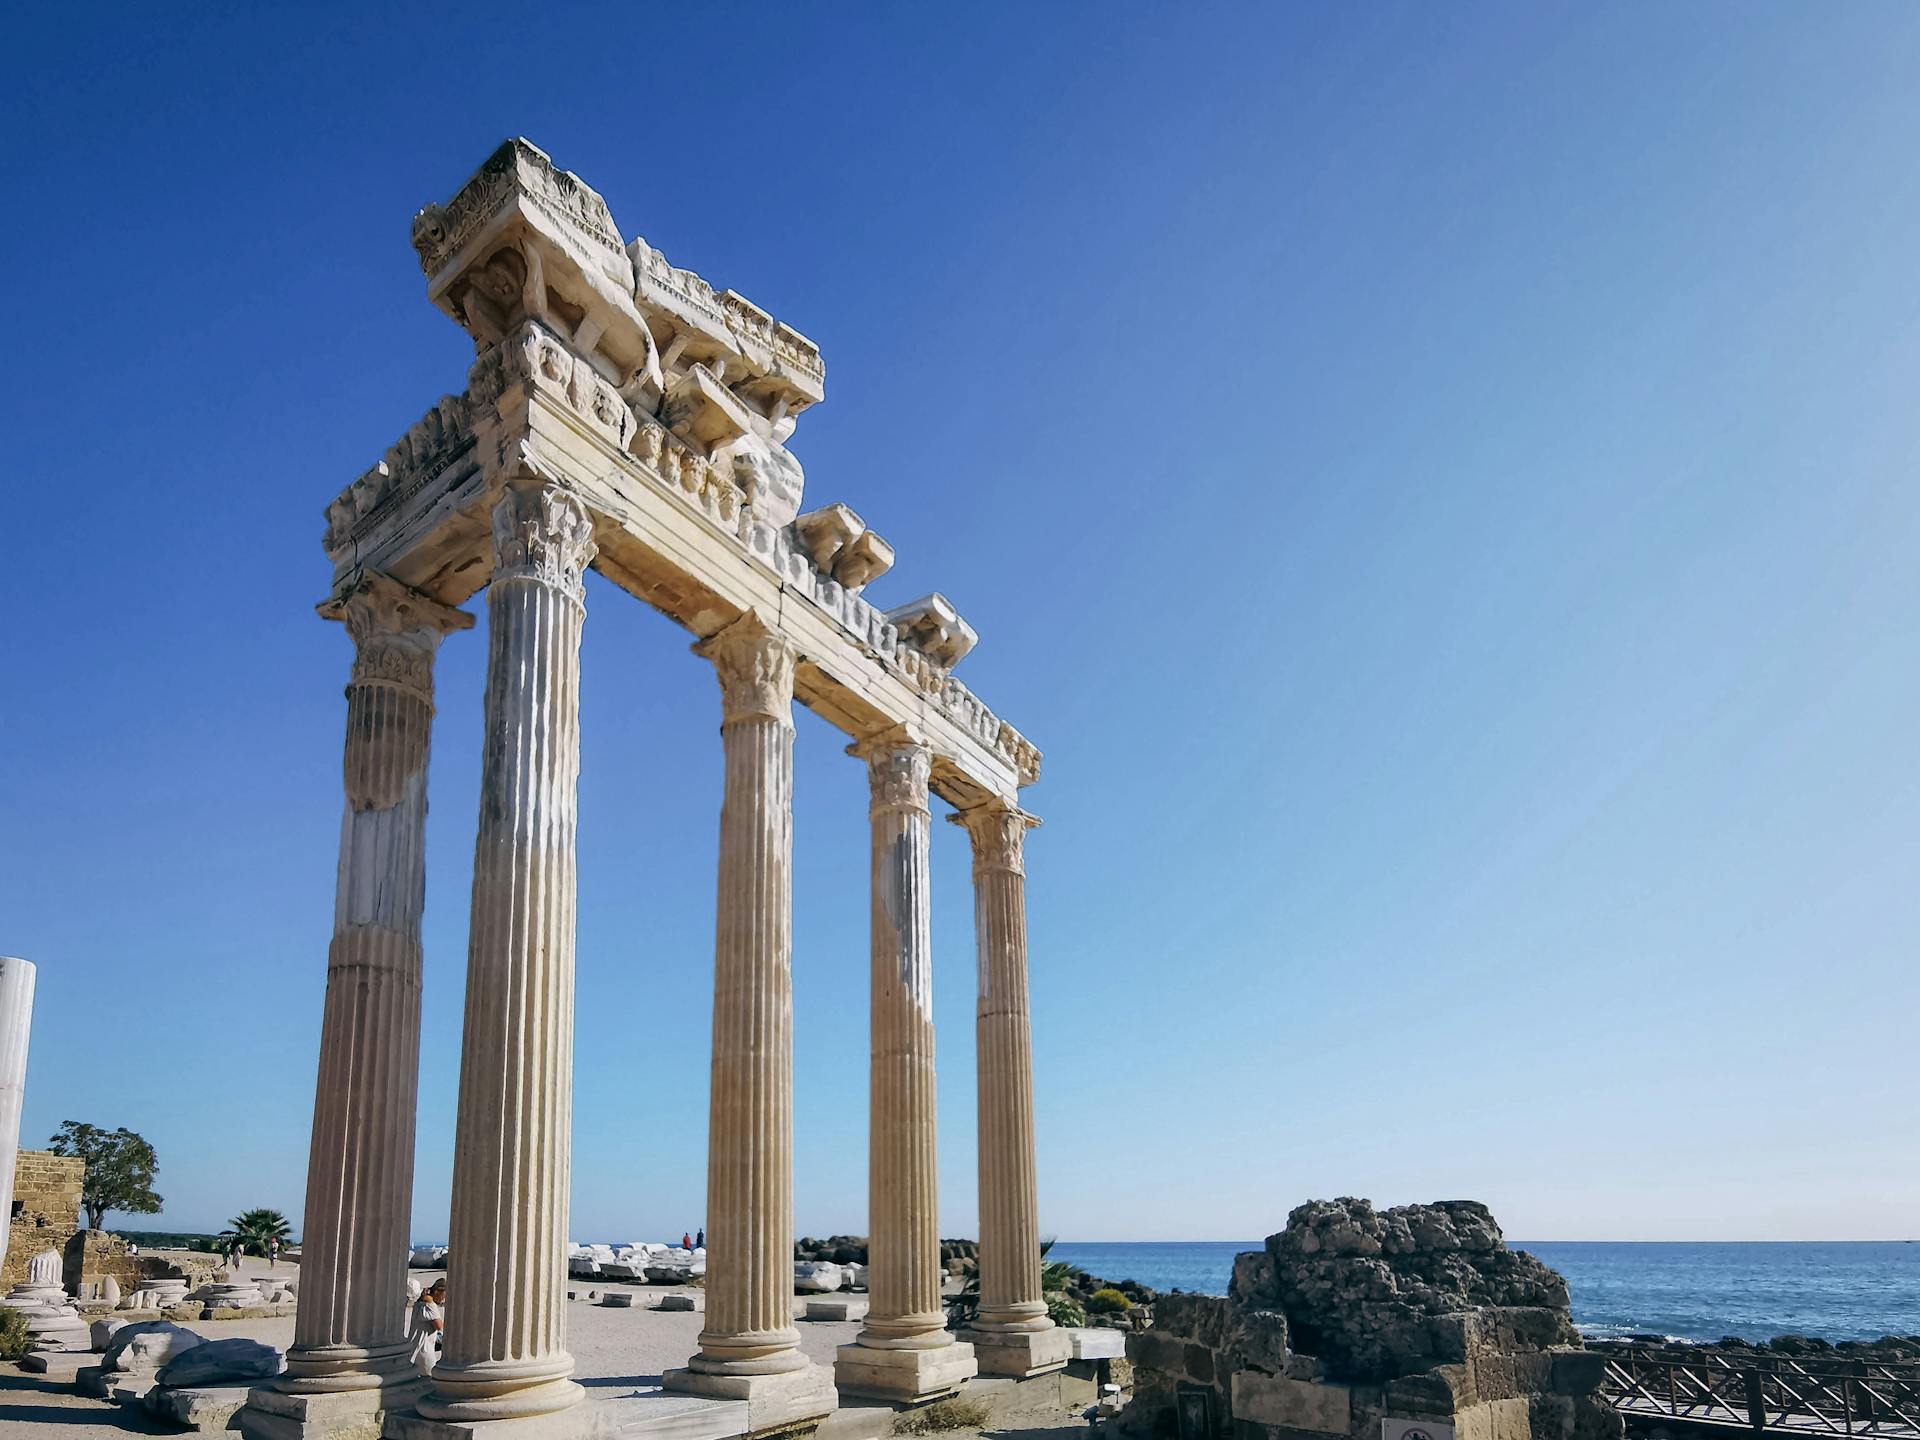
[{"xmin": 1587, "ymin": 1333, "xmax": 1920, "ymax": 1365}]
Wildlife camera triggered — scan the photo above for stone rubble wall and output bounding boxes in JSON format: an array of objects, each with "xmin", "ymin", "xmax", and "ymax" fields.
[
  {"xmin": 3, "ymin": 1148, "xmax": 81, "ymax": 1289},
  {"xmin": 1122, "ymin": 1199, "xmax": 1622, "ymax": 1440}
]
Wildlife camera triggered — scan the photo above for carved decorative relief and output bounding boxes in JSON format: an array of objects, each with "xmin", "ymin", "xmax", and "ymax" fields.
[
  {"xmin": 696, "ymin": 610, "xmax": 797, "ymax": 726},
  {"xmin": 950, "ymin": 796, "xmax": 1040, "ymax": 876},
  {"xmin": 324, "ymin": 395, "xmax": 474, "ymax": 556},
  {"xmin": 412, "ymin": 138, "xmax": 624, "ymax": 279},
  {"xmin": 491, "ymin": 484, "xmax": 597, "ymax": 601},
  {"xmin": 851, "ymin": 725, "xmax": 932, "ymax": 816}
]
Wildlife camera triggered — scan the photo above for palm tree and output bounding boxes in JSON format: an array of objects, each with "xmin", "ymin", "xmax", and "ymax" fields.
[{"xmin": 226, "ymin": 1208, "xmax": 292, "ymax": 1256}]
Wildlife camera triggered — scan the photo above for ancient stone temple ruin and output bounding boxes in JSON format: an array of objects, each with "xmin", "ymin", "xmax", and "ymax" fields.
[
  {"xmin": 1123, "ymin": 1200, "xmax": 1620, "ymax": 1440},
  {"xmin": 246, "ymin": 139, "xmax": 1063, "ymax": 1440}
]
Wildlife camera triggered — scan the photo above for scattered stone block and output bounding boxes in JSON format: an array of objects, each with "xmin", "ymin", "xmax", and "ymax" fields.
[
  {"xmin": 601, "ymin": 1291, "xmax": 637, "ymax": 1307},
  {"xmin": 157, "ymin": 1336, "xmax": 284, "ymax": 1387},
  {"xmin": 658, "ymin": 1293, "xmax": 705, "ymax": 1312},
  {"xmin": 146, "ymin": 1382, "xmax": 255, "ymax": 1431},
  {"xmin": 1068, "ymin": 1327, "xmax": 1126, "ymax": 1360},
  {"xmin": 804, "ymin": 1296, "xmax": 864, "ymax": 1322}
]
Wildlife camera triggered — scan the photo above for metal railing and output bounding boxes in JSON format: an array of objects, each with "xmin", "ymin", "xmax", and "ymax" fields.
[{"xmin": 1598, "ymin": 1347, "xmax": 1920, "ymax": 1439}]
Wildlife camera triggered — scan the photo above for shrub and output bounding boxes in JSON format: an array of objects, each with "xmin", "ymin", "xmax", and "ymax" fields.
[
  {"xmin": 894, "ymin": 1395, "xmax": 991, "ymax": 1435},
  {"xmin": 1087, "ymin": 1287, "xmax": 1133, "ymax": 1314},
  {"xmin": 1045, "ymin": 1289, "xmax": 1086, "ymax": 1327},
  {"xmin": 0, "ymin": 1305, "xmax": 32, "ymax": 1360}
]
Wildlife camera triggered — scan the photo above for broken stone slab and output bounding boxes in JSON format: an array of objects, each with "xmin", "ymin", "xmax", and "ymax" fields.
[
  {"xmin": 101, "ymin": 1319, "xmax": 207, "ymax": 1373},
  {"xmin": 601, "ymin": 1291, "xmax": 637, "ymax": 1307},
  {"xmin": 18, "ymin": 1349, "xmax": 86, "ymax": 1378},
  {"xmin": 793, "ymin": 1261, "xmax": 843, "ymax": 1293},
  {"xmin": 657, "ymin": 1293, "xmax": 704, "ymax": 1312},
  {"xmin": 1068, "ymin": 1327, "xmax": 1127, "ymax": 1360},
  {"xmin": 146, "ymin": 1382, "xmax": 255, "ymax": 1431},
  {"xmin": 156, "ymin": 1336, "xmax": 284, "ymax": 1387},
  {"xmin": 804, "ymin": 1297, "xmax": 865, "ymax": 1322},
  {"xmin": 90, "ymin": 1317, "xmax": 127, "ymax": 1351}
]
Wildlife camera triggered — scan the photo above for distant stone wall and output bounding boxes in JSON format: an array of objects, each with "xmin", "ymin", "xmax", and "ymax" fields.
[
  {"xmin": 3, "ymin": 1148, "xmax": 81, "ymax": 1288},
  {"xmin": 65, "ymin": 1229, "xmax": 216, "ymax": 1295}
]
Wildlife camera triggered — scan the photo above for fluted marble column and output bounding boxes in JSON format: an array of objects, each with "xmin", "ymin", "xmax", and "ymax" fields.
[
  {"xmin": 951, "ymin": 797, "xmax": 1069, "ymax": 1378},
  {"xmin": 0, "ymin": 957, "xmax": 34, "ymax": 1276},
  {"xmin": 665, "ymin": 611, "xmax": 836, "ymax": 1430},
  {"xmin": 836, "ymin": 727, "xmax": 975, "ymax": 1400},
  {"xmin": 419, "ymin": 484, "xmax": 596, "ymax": 1426},
  {"xmin": 279, "ymin": 575, "xmax": 470, "ymax": 1408}
]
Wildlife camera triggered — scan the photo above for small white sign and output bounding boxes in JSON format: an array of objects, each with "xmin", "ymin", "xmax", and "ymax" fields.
[{"xmin": 1384, "ymin": 1419, "xmax": 1456, "ymax": 1440}]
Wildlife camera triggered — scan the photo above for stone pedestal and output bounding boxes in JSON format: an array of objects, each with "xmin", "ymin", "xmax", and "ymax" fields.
[
  {"xmin": 245, "ymin": 575, "xmax": 469, "ymax": 1440},
  {"xmin": 834, "ymin": 726, "xmax": 974, "ymax": 1403},
  {"xmin": 659, "ymin": 1363, "xmax": 838, "ymax": 1435},
  {"xmin": 0, "ymin": 957, "xmax": 33, "ymax": 1276},
  {"xmin": 417, "ymin": 485, "xmax": 596, "ymax": 1429},
  {"xmin": 951, "ymin": 798, "xmax": 1065, "ymax": 1378},
  {"xmin": 664, "ymin": 612, "xmax": 835, "ymax": 1429}
]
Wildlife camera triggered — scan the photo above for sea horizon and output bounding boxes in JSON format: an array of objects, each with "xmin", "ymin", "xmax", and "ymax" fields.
[{"xmin": 1046, "ymin": 1239, "xmax": 1920, "ymax": 1345}]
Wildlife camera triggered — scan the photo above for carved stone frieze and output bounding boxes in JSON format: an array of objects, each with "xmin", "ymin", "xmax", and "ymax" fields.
[
  {"xmin": 411, "ymin": 138, "xmax": 624, "ymax": 280},
  {"xmin": 696, "ymin": 611, "xmax": 797, "ymax": 727},
  {"xmin": 491, "ymin": 484, "xmax": 597, "ymax": 601},
  {"xmin": 470, "ymin": 321, "xmax": 634, "ymax": 451},
  {"xmin": 323, "ymin": 395, "xmax": 474, "ymax": 560}
]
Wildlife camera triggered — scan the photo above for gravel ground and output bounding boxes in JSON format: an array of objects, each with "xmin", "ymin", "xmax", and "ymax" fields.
[{"xmin": 0, "ymin": 1261, "xmax": 1095, "ymax": 1440}]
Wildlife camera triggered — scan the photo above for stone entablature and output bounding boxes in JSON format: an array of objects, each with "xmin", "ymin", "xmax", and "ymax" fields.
[{"xmin": 321, "ymin": 138, "xmax": 1039, "ymax": 804}]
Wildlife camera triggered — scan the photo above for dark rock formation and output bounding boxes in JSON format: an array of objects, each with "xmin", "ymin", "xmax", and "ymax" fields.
[
  {"xmin": 1122, "ymin": 1198, "xmax": 1619, "ymax": 1440},
  {"xmin": 1261, "ymin": 1197, "xmax": 1576, "ymax": 1382}
]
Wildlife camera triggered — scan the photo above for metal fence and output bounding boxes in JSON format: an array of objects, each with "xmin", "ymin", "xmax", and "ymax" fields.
[{"xmin": 1598, "ymin": 1348, "xmax": 1920, "ymax": 1440}]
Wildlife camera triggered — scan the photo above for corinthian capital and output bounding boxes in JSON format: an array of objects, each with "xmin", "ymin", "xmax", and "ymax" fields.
[
  {"xmin": 849, "ymin": 724, "xmax": 932, "ymax": 816},
  {"xmin": 694, "ymin": 610, "xmax": 797, "ymax": 726},
  {"xmin": 490, "ymin": 483, "xmax": 597, "ymax": 600},
  {"xmin": 320, "ymin": 571, "xmax": 475, "ymax": 702},
  {"xmin": 949, "ymin": 795, "xmax": 1041, "ymax": 875}
]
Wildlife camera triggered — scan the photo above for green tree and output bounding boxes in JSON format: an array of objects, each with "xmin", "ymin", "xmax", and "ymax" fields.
[
  {"xmin": 227, "ymin": 1208, "xmax": 292, "ymax": 1256},
  {"xmin": 48, "ymin": 1121, "xmax": 162, "ymax": 1231}
]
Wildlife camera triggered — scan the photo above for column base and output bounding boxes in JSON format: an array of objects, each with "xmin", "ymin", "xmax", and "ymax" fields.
[
  {"xmin": 240, "ymin": 1378, "xmax": 429, "ymax": 1440},
  {"xmin": 662, "ymin": 1361, "xmax": 838, "ymax": 1434},
  {"xmin": 833, "ymin": 1340, "xmax": 977, "ymax": 1402},
  {"xmin": 965, "ymin": 1326, "xmax": 1070, "ymax": 1378}
]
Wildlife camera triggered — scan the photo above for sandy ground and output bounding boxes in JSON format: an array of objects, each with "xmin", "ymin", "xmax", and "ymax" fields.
[{"xmin": 0, "ymin": 1259, "xmax": 1093, "ymax": 1440}]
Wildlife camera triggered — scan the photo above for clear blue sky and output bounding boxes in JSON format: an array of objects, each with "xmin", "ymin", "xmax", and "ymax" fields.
[{"xmin": 3, "ymin": 2, "xmax": 1915, "ymax": 1245}]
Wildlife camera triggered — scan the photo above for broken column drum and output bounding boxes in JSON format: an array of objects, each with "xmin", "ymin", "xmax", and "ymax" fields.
[{"xmin": 266, "ymin": 136, "xmax": 1052, "ymax": 1439}]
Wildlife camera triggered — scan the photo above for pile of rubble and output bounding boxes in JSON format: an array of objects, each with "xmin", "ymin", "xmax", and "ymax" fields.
[{"xmin": 1122, "ymin": 1198, "xmax": 1621, "ymax": 1440}]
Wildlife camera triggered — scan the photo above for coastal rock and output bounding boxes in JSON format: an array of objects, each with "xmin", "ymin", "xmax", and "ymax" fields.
[
  {"xmin": 1268, "ymin": 1197, "xmax": 1575, "ymax": 1381},
  {"xmin": 1120, "ymin": 1197, "xmax": 1616, "ymax": 1440}
]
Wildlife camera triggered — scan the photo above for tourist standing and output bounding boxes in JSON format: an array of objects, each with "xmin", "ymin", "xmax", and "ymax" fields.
[
  {"xmin": 410, "ymin": 1278, "xmax": 446, "ymax": 1377},
  {"xmin": 682, "ymin": 1230, "xmax": 692, "ymax": 1251},
  {"xmin": 229, "ymin": 1238, "xmax": 244, "ymax": 1272},
  {"xmin": 696, "ymin": 1227, "xmax": 704, "ymax": 1250},
  {"xmin": 267, "ymin": 1235, "xmax": 279, "ymax": 1269}
]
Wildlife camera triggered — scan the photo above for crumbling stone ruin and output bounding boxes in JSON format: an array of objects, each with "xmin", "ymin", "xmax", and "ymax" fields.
[{"xmin": 1124, "ymin": 1199, "xmax": 1621, "ymax": 1440}]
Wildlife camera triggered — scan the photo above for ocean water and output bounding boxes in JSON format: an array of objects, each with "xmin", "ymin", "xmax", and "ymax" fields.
[{"xmin": 1048, "ymin": 1241, "xmax": 1920, "ymax": 1344}]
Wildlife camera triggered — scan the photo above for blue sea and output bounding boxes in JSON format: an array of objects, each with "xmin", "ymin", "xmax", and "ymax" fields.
[{"xmin": 1049, "ymin": 1241, "xmax": 1920, "ymax": 1344}]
